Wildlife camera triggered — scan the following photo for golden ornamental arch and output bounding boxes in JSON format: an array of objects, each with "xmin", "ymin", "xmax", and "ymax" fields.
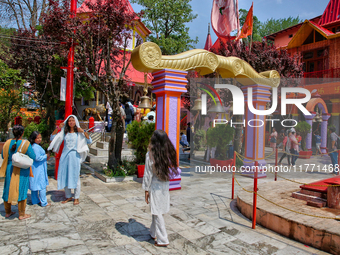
[{"xmin": 131, "ymin": 42, "xmax": 280, "ymax": 87}]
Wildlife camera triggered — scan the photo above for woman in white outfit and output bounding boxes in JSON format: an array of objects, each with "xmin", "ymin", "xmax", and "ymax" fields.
[{"xmin": 142, "ymin": 129, "xmax": 179, "ymax": 247}]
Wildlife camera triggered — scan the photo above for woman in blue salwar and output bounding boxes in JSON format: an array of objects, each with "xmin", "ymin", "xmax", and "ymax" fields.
[
  {"xmin": 29, "ymin": 131, "xmax": 50, "ymax": 207},
  {"xmin": 48, "ymin": 115, "xmax": 92, "ymax": 205},
  {"xmin": 0, "ymin": 125, "xmax": 36, "ymax": 220}
]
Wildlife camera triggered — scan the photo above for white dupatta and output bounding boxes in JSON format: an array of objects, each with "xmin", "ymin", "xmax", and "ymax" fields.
[{"xmin": 48, "ymin": 115, "xmax": 89, "ymax": 162}]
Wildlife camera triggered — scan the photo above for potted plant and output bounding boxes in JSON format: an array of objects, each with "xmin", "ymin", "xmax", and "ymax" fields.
[
  {"xmin": 126, "ymin": 120, "xmax": 155, "ymax": 178},
  {"xmin": 295, "ymin": 121, "xmax": 312, "ymax": 159},
  {"xmin": 206, "ymin": 124, "xmax": 235, "ymax": 167}
]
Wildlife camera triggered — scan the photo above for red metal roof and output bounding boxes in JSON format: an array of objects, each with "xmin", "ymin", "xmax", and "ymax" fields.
[
  {"xmin": 309, "ymin": 20, "xmax": 334, "ymax": 36},
  {"xmin": 77, "ymin": 0, "xmax": 151, "ymax": 35},
  {"xmin": 204, "ymin": 25, "xmax": 213, "ymax": 51},
  {"xmin": 318, "ymin": 0, "xmax": 340, "ymax": 26},
  {"xmin": 78, "ymin": 0, "xmax": 134, "ymax": 15},
  {"xmin": 204, "ymin": 33, "xmax": 212, "ymax": 51},
  {"xmin": 265, "ymin": 16, "xmax": 321, "ymax": 40}
]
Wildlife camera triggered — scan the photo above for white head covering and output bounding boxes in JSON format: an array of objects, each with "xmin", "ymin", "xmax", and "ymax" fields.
[
  {"xmin": 290, "ymin": 128, "xmax": 296, "ymax": 133},
  {"xmin": 48, "ymin": 115, "xmax": 89, "ymax": 162}
]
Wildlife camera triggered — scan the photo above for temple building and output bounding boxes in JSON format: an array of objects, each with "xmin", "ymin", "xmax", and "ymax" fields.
[
  {"xmin": 75, "ymin": 0, "xmax": 152, "ymax": 119},
  {"xmin": 266, "ymin": 0, "xmax": 340, "ymax": 132}
]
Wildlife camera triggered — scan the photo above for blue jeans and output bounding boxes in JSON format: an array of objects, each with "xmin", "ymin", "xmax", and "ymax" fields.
[
  {"xmin": 180, "ymin": 141, "xmax": 188, "ymax": 147},
  {"xmin": 31, "ymin": 189, "xmax": 48, "ymax": 207},
  {"xmin": 290, "ymin": 149, "xmax": 299, "ymax": 166},
  {"xmin": 330, "ymin": 151, "xmax": 338, "ymax": 169},
  {"xmin": 125, "ymin": 119, "xmax": 132, "ymax": 130}
]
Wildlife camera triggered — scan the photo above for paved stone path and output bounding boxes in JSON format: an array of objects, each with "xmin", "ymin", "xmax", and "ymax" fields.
[{"xmin": 0, "ymin": 149, "xmax": 334, "ymax": 254}]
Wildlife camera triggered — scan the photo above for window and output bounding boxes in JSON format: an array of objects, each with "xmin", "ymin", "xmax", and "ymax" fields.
[{"xmin": 289, "ymin": 34, "xmax": 293, "ymax": 38}]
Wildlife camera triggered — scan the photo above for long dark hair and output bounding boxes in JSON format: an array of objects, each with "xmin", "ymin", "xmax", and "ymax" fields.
[
  {"xmin": 11, "ymin": 125, "xmax": 25, "ymax": 152},
  {"xmin": 29, "ymin": 131, "xmax": 40, "ymax": 145},
  {"xmin": 64, "ymin": 116, "xmax": 78, "ymax": 135},
  {"xmin": 149, "ymin": 129, "xmax": 178, "ymax": 182}
]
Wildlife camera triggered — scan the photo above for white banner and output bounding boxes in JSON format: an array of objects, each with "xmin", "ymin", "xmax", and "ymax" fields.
[{"xmin": 60, "ymin": 77, "xmax": 66, "ymax": 101}]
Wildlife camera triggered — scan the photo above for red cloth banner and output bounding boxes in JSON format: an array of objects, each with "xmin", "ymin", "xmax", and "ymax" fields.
[{"xmin": 211, "ymin": 0, "xmax": 239, "ymax": 38}]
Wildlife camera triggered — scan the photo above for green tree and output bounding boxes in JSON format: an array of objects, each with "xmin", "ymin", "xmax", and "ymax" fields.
[
  {"xmin": 131, "ymin": 0, "xmax": 198, "ymax": 55},
  {"xmin": 0, "ymin": 59, "xmax": 25, "ymax": 133},
  {"xmin": 259, "ymin": 16, "xmax": 302, "ymax": 38}
]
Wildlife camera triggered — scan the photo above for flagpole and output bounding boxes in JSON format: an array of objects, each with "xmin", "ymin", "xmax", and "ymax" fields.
[
  {"xmin": 236, "ymin": 0, "xmax": 240, "ymax": 37},
  {"xmin": 249, "ymin": 2, "xmax": 254, "ymax": 53}
]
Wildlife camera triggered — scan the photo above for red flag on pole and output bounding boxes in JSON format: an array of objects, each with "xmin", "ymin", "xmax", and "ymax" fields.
[
  {"xmin": 211, "ymin": 0, "xmax": 239, "ymax": 38},
  {"xmin": 236, "ymin": 2, "xmax": 253, "ymax": 40}
]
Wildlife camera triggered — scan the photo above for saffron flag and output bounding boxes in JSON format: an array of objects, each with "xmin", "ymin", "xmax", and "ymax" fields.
[
  {"xmin": 236, "ymin": 3, "xmax": 253, "ymax": 40},
  {"xmin": 211, "ymin": 0, "xmax": 239, "ymax": 38}
]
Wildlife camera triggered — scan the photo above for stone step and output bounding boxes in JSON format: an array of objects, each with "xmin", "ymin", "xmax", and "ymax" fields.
[
  {"xmin": 307, "ymin": 200, "xmax": 325, "ymax": 208},
  {"xmin": 292, "ymin": 191, "xmax": 327, "ymax": 208},
  {"xmin": 300, "ymin": 189, "xmax": 327, "ymax": 199},
  {"xmin": 97, "ymin": 141, "xmax": 109, "ymax": 150},
  {"xmin": 86, "ymin": 154, "xmax": 108, "ymax": 164},
  {"xmin": 89, "ymin": 147, "xmax": 108, "ymax": 157},
  {"xmin": 121, "ymin": 149, "xmax": 135, "ymax": 156},
  {"xmin": 122, "ymin": 155, "xmax": 136, "ymax": 162}
]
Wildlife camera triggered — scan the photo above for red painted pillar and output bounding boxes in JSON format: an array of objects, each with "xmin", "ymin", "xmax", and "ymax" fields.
[
  {"xmin": 64, "ymin": 0, "xmax": 77, "ymax": 118},
  {"xmin": 232, "ymin": 151, "xmax": 236, "ymax": 199},
  {"xmin": 252, "ymin": 161, "xmax": 258, "ymax": 229},
  {"xmin": 275, "ymin": 148, "xmax": 278, "ymax": 181},
  {"xmin": 55, "ymin": 0, "xmax": 77, "ymax": 178},
  {"xmin": 338, "ymin": 150, "xmax": 340, "ymax": 175},
  {"xmin": 89, "ymin": 117, "xmax": 95, "ymax": 132}
]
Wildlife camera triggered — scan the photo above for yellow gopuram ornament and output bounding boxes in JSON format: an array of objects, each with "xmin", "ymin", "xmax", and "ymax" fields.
[{"xmin": 131, "ymin": 42, "xmax": 280, "ymax": 87}]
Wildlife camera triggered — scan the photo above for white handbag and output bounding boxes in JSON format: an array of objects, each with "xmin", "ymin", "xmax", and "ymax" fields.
[{"xmin": 12, "ymin": 140, "xmax": 33, "ymax": 169}]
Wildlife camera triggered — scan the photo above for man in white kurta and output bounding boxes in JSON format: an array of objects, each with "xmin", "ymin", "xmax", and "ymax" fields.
[{"xmin": 142, "ymin": 152, "xmax": 169, "ymax": 245}]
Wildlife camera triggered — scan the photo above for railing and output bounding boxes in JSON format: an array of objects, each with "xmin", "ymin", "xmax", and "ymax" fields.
[
  {"xmin": 303, "ymin": 68, "xmax": 340, "ymax": 85},
  {"xmin": 86, "ymin": 121, "xmax": 106, "ymax": 146}
]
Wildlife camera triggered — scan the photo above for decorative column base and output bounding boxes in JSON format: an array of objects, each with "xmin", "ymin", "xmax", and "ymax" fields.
[
  {"xmin": 241, "ymin": 84, "xmax": 273, "ymax": 179},
  {"xmin": 241, "ymin": 159, "xmax": 267, "ymax": 178},
  {"xmin": 151, "ymin": 69, "xmax": 188, "ymax": 191}
]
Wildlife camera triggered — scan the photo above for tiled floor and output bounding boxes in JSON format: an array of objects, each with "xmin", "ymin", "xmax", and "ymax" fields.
[{"xmin": 0, "ymin": 149, "xmax": 333, "ymax": 254}]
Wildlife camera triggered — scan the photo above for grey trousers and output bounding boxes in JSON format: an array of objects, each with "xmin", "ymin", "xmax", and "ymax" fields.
[
  {"xmin": 150, "ymin": 214, "xmax": 169, "ymax": 245},
  {"xmin": 65, "ymin": 177, "xmax": 81, "ymax": 199}
]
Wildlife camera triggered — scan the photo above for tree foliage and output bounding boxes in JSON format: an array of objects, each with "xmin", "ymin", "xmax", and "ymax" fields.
[
  {"xmin": 0, "ymin": 59, "xmax": 25, "ymax": 132},
  {"xmin": 259, "ymin": 16, "xmax": 302, "ymax": 38},
  {"xmin": 131, "ymin": 0, "xmax": 198, "ymax": 55},
  {"xmin": 41, "ymin": 0, "xmax": 139, "ymax": 170},
  {"xmin": 238, "ymin": 8, "xmax": 302, "ymax": 41}
]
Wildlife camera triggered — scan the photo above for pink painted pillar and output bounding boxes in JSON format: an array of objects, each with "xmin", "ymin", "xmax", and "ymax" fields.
[
  {"xmin": 242, "ymin": 84, "xmax": 272, "ymax": 178},
  {"xmin": 321, "ymin": 113, "xmax": 331, "ymax": 154},
  {"xmin": 151, "ymin": 69, "xmax": 188, "ymax": 190},
  {"xmin": 304, "ymin": 112, "xmax": 316, "ymax": 151}
]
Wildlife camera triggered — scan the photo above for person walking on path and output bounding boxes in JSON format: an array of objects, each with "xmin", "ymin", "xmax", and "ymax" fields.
[
  {"xmin": 142, "ymin": 129, "xmax": 179, "ymax": 247},
  {"xmin": 290, "ymin": 128, "xmax": 300, "ymax": 167},
  {"xmin": 314, "ymin": 130, "xmax": 322, "ymax": 155},
  {"xmin": 29, "ymin": 131, "xmax": 50, "ymax": 207},
  {"xmin": 278, "ymin": 129, "xmax": 291, "ymax": 165},
  {"xmin": 0, "ymin": 125, "xmax": 36, "ymax": 220},
  {"xmin": 269, "ymin": 128, "xmax": 278, "ymax": 152},
  {"xmin": 124, "ymin": 102, "xmax": 133, "ymax": 130},
  {"xmin": 48, "ymin": 115, "xmax": 92, "ymax": 205},
  {"xmin": 329, "ymin": 126, "xmax": 339, "ymax": 170}
]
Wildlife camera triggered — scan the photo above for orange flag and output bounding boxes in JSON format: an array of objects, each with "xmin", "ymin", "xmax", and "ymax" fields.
[{"xmin": 236, "ymin": 3, "xmax": 253, "ymax": 40}]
